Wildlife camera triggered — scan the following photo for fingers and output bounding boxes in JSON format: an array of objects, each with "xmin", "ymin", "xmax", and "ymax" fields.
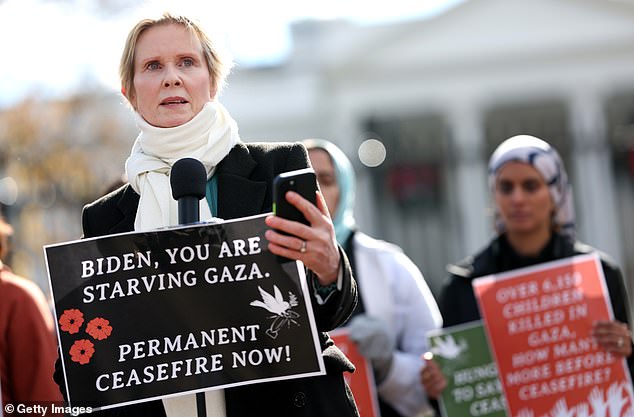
[
  {"xmin": 264, "ymin": 203, "xmax": 315, "ymax": 258},
  {"xmin": 264, "ymin": 225, "xmax": 308, "ymax": 250},
  {"xmin": 265, "ymin": 190, "xmax": 340, "ymax": 283},
  {"xmin": 286, "ymin": 190, "xmax": 325, "ymax": 225},
  {"xmin": 592, "ymin": 320, "xmax": 632, "ymax": 357},
  {"xmin": 420, "ymin": 354, "xmax": 447, "ymax": 400},
  {"xmin": 265, "ymin": 191, "xmax": 325, "ymax": 238},
  {"xmin": 264, "ymin": 228, "xmax": 340, "ymax": 284},
  {"xmin": 315, "ymin": 190, "xmax": 330, "ymax": 217},
  {"xmin": 263, "ymin": 228, "xmax": 310, "ymax": 267}
]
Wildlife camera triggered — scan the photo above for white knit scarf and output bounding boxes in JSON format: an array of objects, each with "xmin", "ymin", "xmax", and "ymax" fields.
[
  {"xmin": 125, "ymin": 101, "xmax": 240, "ymax": 232},
  {"xmin": 126, "ymin": 102, "xmax": 238, "ymax": 415}
]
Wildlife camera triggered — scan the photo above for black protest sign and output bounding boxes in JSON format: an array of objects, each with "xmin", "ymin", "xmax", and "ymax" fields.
[{"xmin": 44, "ymin": 214, "xmax": 324, "ymax": 410}]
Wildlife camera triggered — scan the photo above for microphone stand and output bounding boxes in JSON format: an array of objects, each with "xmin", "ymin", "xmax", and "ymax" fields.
[
  {"xmin": 171, "ymin": 158, "xmax": 207, "ymax": 417},
  {"xmin": 180, "ymin": 204, "xmax": 206, "ymax": 417}
]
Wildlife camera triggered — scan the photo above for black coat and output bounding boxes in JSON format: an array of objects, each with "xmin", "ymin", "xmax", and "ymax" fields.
[
  {"xmin": 55, "ymin": 142, "xmax": 360, "ymax": 417},
  {"xmin": 439, "ymin": 232, "xmax": 634, "ymax": 378}
]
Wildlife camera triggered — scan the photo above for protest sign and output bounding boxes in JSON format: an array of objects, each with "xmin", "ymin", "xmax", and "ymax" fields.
[
  {"xmin": 473, "ymin": 253, "xmax": 633, "ymax": 417},
  {"xmin": 45, "ymin": 214, "xmax": 324, "ymax": 410},
  {"xmin": 427, "ymin": 321, "xmax": 507, "ymax": 417},
  {"xmin": 330, "ymin": 328, "xmax": 380, "ymax": 417}
]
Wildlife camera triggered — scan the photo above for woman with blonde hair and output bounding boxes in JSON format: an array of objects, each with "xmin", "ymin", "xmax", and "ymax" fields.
[{"xmin": 54, "ymin": 12, "xmax": 359, "ymax": 417}]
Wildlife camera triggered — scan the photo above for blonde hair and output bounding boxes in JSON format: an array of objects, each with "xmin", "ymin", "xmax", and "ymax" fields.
[{"xmin": 119, "ymin": 12, "xmax": 232, "ymax": 106}]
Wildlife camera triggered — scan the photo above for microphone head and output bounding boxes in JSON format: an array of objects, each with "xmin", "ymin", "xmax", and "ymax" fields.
[{"xmin": 170, "ymin": 158, "xmax": 207, "ymax": 200}]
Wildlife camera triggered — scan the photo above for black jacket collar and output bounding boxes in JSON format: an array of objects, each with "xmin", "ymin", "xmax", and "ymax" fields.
[
  {"xmin": 447, "ymin": 232, "xmax": 578, "ymax": 280},
  {"xmin": 114, "ymin": 143, "xmax": 268, "ymax": 232},
  {"xmin": 214, "ymin": 143, "xmax": 267, "ymax": 219}
]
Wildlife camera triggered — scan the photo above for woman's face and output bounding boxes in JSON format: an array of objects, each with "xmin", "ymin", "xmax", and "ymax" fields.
[
  {"xmin": 130, "ymin": 23, "xmax": 215, "ymax": 128},
  {"xmin": 308, "ymin": 149, "xmax": 340, "ymax": 218},
  {"xmin": 494, "ymin": 161, "xmax": 555, "ymax": 237}
]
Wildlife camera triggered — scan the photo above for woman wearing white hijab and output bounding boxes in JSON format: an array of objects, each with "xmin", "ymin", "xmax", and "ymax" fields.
[
  {"xmin": 305, "ymin": 139, "xmax": 442, "ymax": 417},
  {"xmin": 420, "ymin": 135, "xmax": 633, "ymax": 400},
  {"xmin": 54, "ymin": 12, "xmax": 359, "ymax": 417}
]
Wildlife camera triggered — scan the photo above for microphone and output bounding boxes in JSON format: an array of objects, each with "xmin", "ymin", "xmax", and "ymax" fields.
[{"xmin": 170, "ymin": 158, "xmax": 207, "ymax": 225}]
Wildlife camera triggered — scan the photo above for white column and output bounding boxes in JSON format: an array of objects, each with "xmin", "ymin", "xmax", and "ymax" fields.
[
  {"xmin": 569, "ymin": 93, "xmax": 623, "ymax": 266},
  {"xmin": 447, "ymin": 106, "xmax": 490, "ymax": 258}
]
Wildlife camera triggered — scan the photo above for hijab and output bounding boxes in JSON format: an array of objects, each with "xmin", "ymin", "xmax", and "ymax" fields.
[
  {"xmin": 488, "ymin": 134, "xmax": 575, "ymax": 239},
  {"xmin": 303, "ymin": 139, "xmax": 356, "ymax": 245}
]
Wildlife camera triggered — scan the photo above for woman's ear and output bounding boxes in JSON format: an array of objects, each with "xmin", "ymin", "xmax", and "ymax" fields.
[
  {"xmin": 123, "ymin": 88, "xmax": 137, "ymax": 109},
  {"xmin": 121, "ymin": 86, "xmax": 133, "ymax": 107}
]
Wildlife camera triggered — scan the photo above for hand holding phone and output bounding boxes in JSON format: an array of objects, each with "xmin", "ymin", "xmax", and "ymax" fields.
[
  {"xmin": 268, "ymin": 167, "xmax": 340, "ymax": 277},
  {"xmin": 272, "ymin": 168, "xmax": 318, "ymax": 227}
]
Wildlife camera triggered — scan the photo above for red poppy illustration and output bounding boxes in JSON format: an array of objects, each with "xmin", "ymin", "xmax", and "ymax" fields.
[
  {"xmin": 69, "ymin": 339, "xmax": 95, "ymax": 365},
  {"xmin": 86, "ymin": 317, "xmax": 112, "ymax": 340},
  {"xmin": 59, "ymin": 309, "xmax": 84, "ymax": 334}
]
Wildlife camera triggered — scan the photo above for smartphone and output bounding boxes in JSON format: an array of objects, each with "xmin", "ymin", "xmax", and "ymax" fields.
[{"xmin": 272, "ymin": 168, "xmax": 318, "ymax": 227}]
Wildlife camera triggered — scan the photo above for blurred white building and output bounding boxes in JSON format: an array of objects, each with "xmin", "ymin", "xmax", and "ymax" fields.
[
  {"xmin": 4, "ymin": 0, "xmax": 634, "ymax": 310},
  {"xmin": 220, "ymin": 0, "xmax": 634, "ymax": 299}
]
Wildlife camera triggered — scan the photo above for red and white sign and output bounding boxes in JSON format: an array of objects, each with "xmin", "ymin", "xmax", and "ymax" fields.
[
  {"xmin": 330, "ymin": 328, "xmax": 381, "ymax": 417},
  {"xmin": 473, "ymin": 254, "xmax": 633, "ymax": 417}
]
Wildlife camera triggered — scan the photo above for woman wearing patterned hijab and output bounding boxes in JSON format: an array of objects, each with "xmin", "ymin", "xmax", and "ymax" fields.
[{"xmin": 421, "ymin": 135, "xmax": 633, "ymax": 400}]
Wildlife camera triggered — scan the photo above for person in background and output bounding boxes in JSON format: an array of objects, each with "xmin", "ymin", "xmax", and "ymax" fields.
[
  {"xmin": 304, "ymin": 138, "xmax": 443, "ymax": 417},
  {"xmin": 0, "ymin": 216, "xmax": 63, "ymax": 407},
  {"xmin": 53, "ymin": 12, "xmax": 359, "ymax": 417},
  {"xmin": 421, "ymin": 135, "xmax": 633, "ymax": 401}
]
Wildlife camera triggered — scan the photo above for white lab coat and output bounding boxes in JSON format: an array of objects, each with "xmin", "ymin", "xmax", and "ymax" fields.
[{"xmin": 353, "ymin": 231, "xmax": 443, "ymax": 417}]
